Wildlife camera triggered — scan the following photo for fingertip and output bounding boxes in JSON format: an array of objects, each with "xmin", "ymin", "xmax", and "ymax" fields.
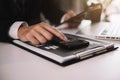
[
  {"xmin": 59, "ymin": 33, "xmax": 68, "ymax": 41},
  {"xmin": 63, "ymin": 35, "xmax": 68, "ymax": 41}
]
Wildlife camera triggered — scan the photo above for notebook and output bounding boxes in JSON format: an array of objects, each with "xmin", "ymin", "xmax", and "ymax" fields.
[
  {"xmin": 12, "ymin": 33, "xmax": 117, "ymax": 66},
  {"xmin": 96, "ymin": 22, "xmax": 120, "ymax": 40}
]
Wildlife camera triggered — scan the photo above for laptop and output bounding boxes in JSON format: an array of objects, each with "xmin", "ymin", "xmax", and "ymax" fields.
[
  {"xmin": 12, "ymin": 32, "xmax": 117, "ymax": 66},
  {"xmin": 96, "ymin": 22, "xmax": 120, "ymax": 40}
]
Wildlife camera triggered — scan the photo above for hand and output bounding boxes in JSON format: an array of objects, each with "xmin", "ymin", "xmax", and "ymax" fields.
[
  {"xmin": 61, "ymin": 10, "xmax": 76, "ymax": 23},
  {"xmin": 61, "ymin": 10, "xmax": 82, "ymax": 28},
  {"xmin": 18, "ymin": 22, "xmax": 67, "ymax": 45}
]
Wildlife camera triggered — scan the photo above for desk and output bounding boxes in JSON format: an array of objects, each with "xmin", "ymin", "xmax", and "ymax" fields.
[{"xmin": 1, "ymin": 21, "xmax": 120, "ymax": 80}]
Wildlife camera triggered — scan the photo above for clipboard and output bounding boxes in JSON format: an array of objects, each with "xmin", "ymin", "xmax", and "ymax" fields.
[{"xmin": 12, "ymin": 33, "xmax": 117, "ymax": 66}]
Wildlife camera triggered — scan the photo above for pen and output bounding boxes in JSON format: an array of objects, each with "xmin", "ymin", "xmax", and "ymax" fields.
[{"xmin": 76, "ymin": 46, "xmax": 119, "ymax": 60}]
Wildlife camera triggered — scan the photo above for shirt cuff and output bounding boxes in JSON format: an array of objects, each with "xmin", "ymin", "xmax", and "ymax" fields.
[
  {"xmin": 9, "ymin": 21, "xmax": 28, "ymax": 39},
  {"xmin": 60, "ymin": 14, "xmax": 67, "ymax": 23}
]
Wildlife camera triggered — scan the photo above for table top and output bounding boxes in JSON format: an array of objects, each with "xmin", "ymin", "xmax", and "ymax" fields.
[{"xmin": 1, "ymin": 21, "xmax": 120, "ymax": 80}]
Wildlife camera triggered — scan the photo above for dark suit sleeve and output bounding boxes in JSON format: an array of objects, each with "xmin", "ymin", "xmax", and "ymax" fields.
[
  {"xmin": 42, "ymin": 0, "xmax": 66, "ymax": 25},
  {"xmin": 0, "ymin": 0, "xmax": 41, "ymax": 42},
  {"xmin": 0, "ymin": 1, "xmax": 15, "ymax": 42},
  {"xmin": 0, "ymin": 19, "xmax": 16, "ymax": 42},
  {"xmin": 0, "ymin": 0, "xmax": 65, "ymax": 42}
]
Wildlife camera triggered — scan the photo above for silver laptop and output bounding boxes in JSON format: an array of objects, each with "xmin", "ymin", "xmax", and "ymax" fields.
[{"xmin": 96, "ymin": 22, "xmax": 120, "ymax": 40}]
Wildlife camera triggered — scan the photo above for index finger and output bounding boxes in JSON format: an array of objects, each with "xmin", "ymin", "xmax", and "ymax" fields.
[{"xmin": 40, "ymin": 23, "xmax": 68, "ymax": 41}]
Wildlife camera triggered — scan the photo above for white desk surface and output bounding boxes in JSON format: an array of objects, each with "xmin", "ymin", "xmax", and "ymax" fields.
[{"xmin": 1, "ymin": 21, "xmax": 120, "ymax": 80}]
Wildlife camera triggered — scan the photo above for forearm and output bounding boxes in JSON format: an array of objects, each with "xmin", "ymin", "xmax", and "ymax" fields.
[
  {"xmin": 9, "ymin": 21, "xmax": 28, "ymax": 39},
  {"xmin": 0, "ymin": 19, "xmax": 28, "ymax": 42}
]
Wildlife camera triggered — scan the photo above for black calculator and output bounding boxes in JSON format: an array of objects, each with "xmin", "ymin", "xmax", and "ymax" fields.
[{"xmin": 49, "ymin": 33, "xmax": 89, "ymax": 49}]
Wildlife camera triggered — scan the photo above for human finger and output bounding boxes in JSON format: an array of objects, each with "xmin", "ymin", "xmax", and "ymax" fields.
[
  {"xmin": 30, "ymin": 29, "xmax": 48, "ymax": 44},
  {"xmin": 40, "ymin": 23, "xmax": 68, "ymax": 41},
  {"xmin": 35, "ymin": 24, "xmax": 54, "ymax": 41},
  {"xmin": 25, "ymin": 32, "xmax": 39, "ymax": 45}
]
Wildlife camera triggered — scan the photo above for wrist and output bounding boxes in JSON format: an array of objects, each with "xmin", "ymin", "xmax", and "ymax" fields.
[
  {"xmin": 9, "ymin": 21, "xmax": 28, "ymax": 39},
  {"xmin": 18, "ymin": 25, "xmax": 28, "ymax": 39}
]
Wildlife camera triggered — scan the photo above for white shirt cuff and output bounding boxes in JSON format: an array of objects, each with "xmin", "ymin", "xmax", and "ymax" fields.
[
  {"xmin": 9, "ymin": 21, "xmax": 28, "ymax": 39},
  {"xmin": 60, "ymin": 14, "xmax": 67, "ymax": 23}
]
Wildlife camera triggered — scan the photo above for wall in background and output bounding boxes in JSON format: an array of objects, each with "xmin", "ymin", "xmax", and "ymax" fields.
[{"xmin": 52, "ymin": 0, "xmax": 87, "ymax": 14}]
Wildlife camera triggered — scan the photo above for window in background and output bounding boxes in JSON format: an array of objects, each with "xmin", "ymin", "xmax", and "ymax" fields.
[
  {"xmin": 57, "ymin": 0, "xmax": 87, "ymax": 14},
  {"xmin": 86, "ymin": 0, "xmax": 120, "ymax": 22},
  {"xmin": 105, "ymin": 0, "xmax": 120, "ymax": 22}
]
